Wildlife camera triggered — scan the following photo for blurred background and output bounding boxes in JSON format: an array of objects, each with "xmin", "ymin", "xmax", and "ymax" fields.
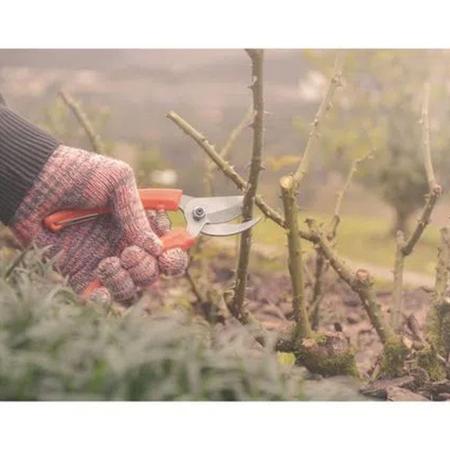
[{"xmin": 2, "ymin": 49, "xmax": 450, "ymax": 281}]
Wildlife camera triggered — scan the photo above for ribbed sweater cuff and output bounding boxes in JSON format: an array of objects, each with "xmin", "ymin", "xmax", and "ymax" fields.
[{"xmin": 0, "ymin": 106, "xmax": 60, "ymax": 224}]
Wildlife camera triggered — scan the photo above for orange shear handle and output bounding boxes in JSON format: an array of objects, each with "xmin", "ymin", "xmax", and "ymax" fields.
[{"xmin": 44, "ymin": 188, "xmax": 183, "ymax": 232}]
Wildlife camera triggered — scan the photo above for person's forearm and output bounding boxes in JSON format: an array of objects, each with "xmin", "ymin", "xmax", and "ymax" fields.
[{"xmin": 0, "ymin": 105, "xmax": 60, "ymax": 224}]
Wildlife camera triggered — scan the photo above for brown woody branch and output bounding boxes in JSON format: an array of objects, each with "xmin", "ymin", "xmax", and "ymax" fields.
[
  {"xmin": 58, "ymin": 90, "xmax": 107, "ymax": 155},
  {"xmin": 166, "ymin": 111, "xmax": 293, "ymax": 233},
  {"xmin": 311, "ymin": 151, "xmax": 372, "ymax": 328},
  {"xmin": 231, "ymin": 49, "xmax": 265, "ymax": 318},
  {"xmin": 391, "ymin": 83, "xmax": 442, "ymax": 329},
  {"xmin": 328, "ymin": 151, "xmax": 372, "ymax": 240},
  {"xmin": 292, "ymin": 53, "xmax": 344, "ymax": 186},
  {"xmin": 280, "ymin": 175, "xmax": 312, "ymax": 340},
  {"xmin": 306, "ymin": 218, "xmax": 396, "ymax": 344},
  {"xmin": 168, "ymin": 111, "xmax": 394, "ymax": 346},
  {"xmin": 204, "ymin": 107, "xmax": 254, "ymax": 196}
]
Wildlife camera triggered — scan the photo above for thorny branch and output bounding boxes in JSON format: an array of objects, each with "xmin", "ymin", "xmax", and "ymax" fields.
[
  {"xmin": 204, "ymin": 106, "xmax": 254, "ymax": 196},
  {"xmin": 166, "ymin": 57, "xmax": 394, "ymax": 349},
  {"xmin": 328, "ymin": 151, "xmax": 372, "ymax": 239},
  {"xmin": 391, "ymin": 83, "xmax": 442, "ymax": 329},
  {"xmin": 232, "ymin": 49, "xmax": 265, "ymax": 319},
  {"xmin": 306, "ymin": 218, "xmax": 396, "ymax": 344},
  {"xmin": 167, "ymin": 91, "xmax": 391, "ymax": 346},
  {"xmin": 166, "ymin": 111, "xmax": 292, "ymax": 233},
  {"xmin": 58, "ymin": 90, "xmax": 107, "ymax": 155},
  {"xmin": 292, "ymin": 53, "xmax": 344, "ymax": 187},
  {"xmin": 289, "ymin": 51, "xmax": 343, "ymax": 331},
  {"xmin": 311, "ymin": 151, "xmax": 373, "ymax": 329}
]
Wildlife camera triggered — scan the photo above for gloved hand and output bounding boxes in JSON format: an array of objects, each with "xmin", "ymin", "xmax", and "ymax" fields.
[{"xmin": 10, "ymin": 145, "xmax": 189, "ymax": 303}]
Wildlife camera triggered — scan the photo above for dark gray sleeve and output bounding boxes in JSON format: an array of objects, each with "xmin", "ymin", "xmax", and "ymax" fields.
[{"xmin": 0, "ymin": 105, "xmax": 60, "ymax": 224}]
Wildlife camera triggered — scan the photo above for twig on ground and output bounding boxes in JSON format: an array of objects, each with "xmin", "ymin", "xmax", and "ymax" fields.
[{"xmin": 58, "ymin": 90, "xmax": 107, "ymax": 155}]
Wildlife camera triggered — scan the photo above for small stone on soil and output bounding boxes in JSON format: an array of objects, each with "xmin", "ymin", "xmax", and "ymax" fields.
[
  {"xmin": 386, "ymin": 386, "xmax": 428, "ymax": 401},
  {"xmin": 360, "ymin": 376, "xmax": 416, "ymax": 399}
]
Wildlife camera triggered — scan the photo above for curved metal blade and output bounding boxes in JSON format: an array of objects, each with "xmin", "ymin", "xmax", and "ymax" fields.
[
  {"xmin": 206, "ymin": 198, "xmax": 244, "ymax": 223},
  {"xmin": 200, "ymin": 217, "xmax": 261, "ymax": 237},
  {"xmin": 181, "ymin": 195, "xmax": 244, "ymax": 224}
]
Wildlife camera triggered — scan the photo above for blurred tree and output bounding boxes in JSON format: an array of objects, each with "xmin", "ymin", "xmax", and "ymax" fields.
[{"xmin": 296, "ymin": 50, "xmax": 450, "ymax": 234}]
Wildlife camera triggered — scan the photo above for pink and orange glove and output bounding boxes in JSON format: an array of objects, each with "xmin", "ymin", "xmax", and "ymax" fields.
[{"xmin": 10, "ymin": 145, "xmax": 189, "ymax": 303}]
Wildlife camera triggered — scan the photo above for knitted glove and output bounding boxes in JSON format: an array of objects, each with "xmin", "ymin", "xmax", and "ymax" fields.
[{"xmin": 10, "ymin": 145, "xmax": 189, "ymax": 303}]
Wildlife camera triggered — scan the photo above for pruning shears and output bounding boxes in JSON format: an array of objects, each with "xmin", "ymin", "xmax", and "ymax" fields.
[{"xmin": 44, "ymin": 188, "xmax": 261, "ymax": 251}]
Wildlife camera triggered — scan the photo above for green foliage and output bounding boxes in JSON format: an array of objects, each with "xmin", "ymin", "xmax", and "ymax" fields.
[
  {"xmin": 426, "ymin": 302, "xmax": 450, "ymax": 360},
  {"xmin": 379, "ymin": 337, "xmax": 409, "ymax": 378},
  {"xmin": 416, "ymin": 346, "xmax": 447, "ymax": 382},
  {"xmin": 0, "ymin": 249, "xmax": 305, "ymax": 400},
  {"xmin": 295, "ymin": 333, "xmax": 358, "ymax": 377}
]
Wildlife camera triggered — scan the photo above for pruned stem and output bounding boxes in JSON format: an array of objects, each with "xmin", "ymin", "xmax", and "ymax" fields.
[
  {"xmin": 390, "ymin": 83, "xmax": 442, "ymax": 329},
  {"xmin": 280, "ymin": 175, "xmax": 312, "ymax": 339},
  {"xmin": 292, "ymin": 52, "xmax": 344, "ymax": 187},
  {"xmin": 403, "ymin": 81, "xmax": 442, "ymax": 256},
  {"xmin": 167, "ymin": 108, "xmax": 395, "ymax": 347},
  {"xmin": 311, "ymin": 151, "xmax": 371, "ymax": 326},
  {"xmin": 58, "ymin": 90, "xmax": 107, "ymax": 155}
]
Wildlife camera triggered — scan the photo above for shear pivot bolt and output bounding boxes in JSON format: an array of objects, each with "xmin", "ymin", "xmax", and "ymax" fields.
[{"xmin": 193, "ymin": 207, "xmax": 206, "ymax": 221}]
